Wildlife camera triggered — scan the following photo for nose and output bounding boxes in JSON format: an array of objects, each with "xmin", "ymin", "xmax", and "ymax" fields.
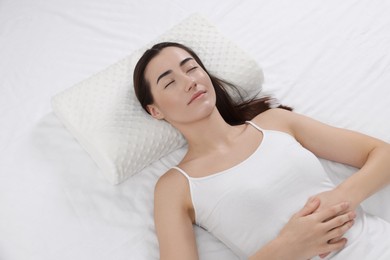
[{"xmin": 185, "ymin": 77, "xmax": 197, "ymax": 92}]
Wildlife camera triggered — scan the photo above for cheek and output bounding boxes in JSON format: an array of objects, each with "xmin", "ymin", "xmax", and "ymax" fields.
[
  {"xmin": 200, "ymin": 74, "xmax": 215, "ymax": 96},
  {"xmin": 159, "ymin": 96, "xmax": 179, "ymax": 108},
  {"xmin": 152, "ymin": 91, "xmax": 182, "ymax": 113},
  {"xmin": 198, "ymin": 71, "xmax": 214, "ymax": 89}
]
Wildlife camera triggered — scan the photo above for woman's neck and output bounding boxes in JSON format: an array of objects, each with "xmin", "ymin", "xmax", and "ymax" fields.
[{"xmin": 174, "ymin": 109, "xmax": 246, "ymax": 156}]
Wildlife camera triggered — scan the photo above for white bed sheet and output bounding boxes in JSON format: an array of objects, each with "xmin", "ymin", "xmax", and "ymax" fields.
[{"xmin": 1, "ymin": 0, "xmax": 390, "ymax": 259}]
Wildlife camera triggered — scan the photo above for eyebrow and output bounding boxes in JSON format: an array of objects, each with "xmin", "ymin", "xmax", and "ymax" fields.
[{"xmin": 156, "ymin": 57, "xmax": 194, "ymax": 84}]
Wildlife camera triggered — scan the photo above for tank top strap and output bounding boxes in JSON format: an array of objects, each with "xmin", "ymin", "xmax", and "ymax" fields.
[
  {"xmin": 171, "ymin": 166, "xmax": 192, "ymax": 180},
  {"xmin": 245, "ymin": 120, "xmax": 265, "ymax": 133}
]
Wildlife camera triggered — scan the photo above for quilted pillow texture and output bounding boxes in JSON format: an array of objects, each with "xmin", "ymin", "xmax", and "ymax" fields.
[{"xmin": 51, "ymin": 14, "xmax": 264, "ymax": 184}]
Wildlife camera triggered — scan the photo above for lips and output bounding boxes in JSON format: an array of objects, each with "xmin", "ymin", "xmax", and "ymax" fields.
[{"xmin": 188, "ymin": 90, "xmax": 206, "ymax": 105}]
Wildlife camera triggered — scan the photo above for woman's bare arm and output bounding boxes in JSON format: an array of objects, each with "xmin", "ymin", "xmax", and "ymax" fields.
[{"xmin": 154, "ymin": 170, "xmax": 199, "ymax": 260}]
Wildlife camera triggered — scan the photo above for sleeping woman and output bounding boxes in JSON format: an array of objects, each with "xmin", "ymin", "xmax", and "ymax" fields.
[{"xmin": 133, "ymin": 42, "xmax": 390, "ymax": 260}]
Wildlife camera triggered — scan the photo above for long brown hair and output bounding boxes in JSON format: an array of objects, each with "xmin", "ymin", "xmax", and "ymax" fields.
[{"xmin": 133, "ymin": 42, "xmax": 291, "ymax": 125}]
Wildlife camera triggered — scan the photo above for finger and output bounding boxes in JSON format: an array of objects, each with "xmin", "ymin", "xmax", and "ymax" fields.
[
  {"xmin": 326, "ymin": 220, "xmax": 354, "ymax": 241},
  {"xmin": 316, "ymin": 202, "xmax": 350, "ymax": 222},
  {"xmin": 324, "ymin": 211, "xmax": 356, "ymax": 233},
  {"xmin": 322, "ymin": 238, "xmax": 348, "ymax": 254},
  {"xmin": 295, "ymin": 197, "xmax": 320, "ymax": 217},
  {"xmin": 328, "ymin": 236, "xmax": 344, "ymax": 244},
  {"xmin": 319, "ymin": 252, "xmax": 330, "ymax": 258}
]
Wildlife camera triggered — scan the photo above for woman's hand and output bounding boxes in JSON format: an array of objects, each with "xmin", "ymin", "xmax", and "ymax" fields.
[
  {"xmin": 309, "ymin": 188, "xmax": 358, "ymax": 258},
  {"xmin": 311, "ymin": 188, "xmax": 357, "ymax": 214},
  {"xmin": 276, "ymin": 197, "xmax": 356, "ymax": 260}
]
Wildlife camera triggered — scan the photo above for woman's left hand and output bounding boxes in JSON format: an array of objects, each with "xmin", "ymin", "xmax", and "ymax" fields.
[
  {"xmin": 310, "ymin": 188, "xmax": 358, "ymax": 258},
  {"xmin": 311, "ymin": 188, "xmax": 357, "ymax": 215}
]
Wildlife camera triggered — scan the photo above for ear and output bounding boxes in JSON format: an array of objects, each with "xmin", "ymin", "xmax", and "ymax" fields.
[{"xmin": 146, "ymin": 104, "xmax": 165, "ymax": 120}]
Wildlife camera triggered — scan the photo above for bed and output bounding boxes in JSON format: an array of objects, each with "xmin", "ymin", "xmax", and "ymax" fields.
[{"xmin": 1, "ymin": 0, "xmax": 389, "ymax": 259}]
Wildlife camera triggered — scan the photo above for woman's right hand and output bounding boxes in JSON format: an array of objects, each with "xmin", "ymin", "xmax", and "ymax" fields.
[{"xmin": 276, "ymin": 197, "xmax": 356, "ymax": 260}]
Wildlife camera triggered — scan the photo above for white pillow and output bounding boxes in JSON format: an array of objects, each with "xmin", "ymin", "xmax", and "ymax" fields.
[{"xmin": 51, "ymin": 14, "xmax": 264, "ymax": 184}]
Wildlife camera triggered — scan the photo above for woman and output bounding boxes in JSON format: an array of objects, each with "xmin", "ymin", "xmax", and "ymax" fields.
[{"xmin": 133, "ymin": 42, "xmax": 390, "ymax": 259}]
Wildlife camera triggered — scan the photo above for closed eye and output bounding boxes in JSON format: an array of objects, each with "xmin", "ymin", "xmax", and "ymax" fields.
[
  {"xmin": 187, "ymin": 66, "xmax": 198, "ymax": 73},
  {"xmin": 164, "ymin": 80, "xmax": 174, "ymax": 89}
]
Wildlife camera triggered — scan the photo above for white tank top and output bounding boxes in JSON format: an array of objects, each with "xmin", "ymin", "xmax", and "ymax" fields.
[{"xmin": 172, "ymin": 121, "xmax": 390, "ymax": 259}]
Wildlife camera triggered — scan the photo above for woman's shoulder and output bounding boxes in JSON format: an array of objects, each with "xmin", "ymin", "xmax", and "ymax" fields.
[
  {"xmin": 156, "ymin": 168, "xmax": 189, "ymax": 191},
  {"xmin": 154, "ymin": 168, "xmax": 196, "ymax": 223},
  {"xmin": 255, "ymin": 107, "xmax": 293, "ymax": 119},
  {"xmin": 155, "ymin": 168, "xmax": 193, "ymax": 206},
  {"xmin": 252, "ymin": 108, "xmax": 295, "ymax": 133}
]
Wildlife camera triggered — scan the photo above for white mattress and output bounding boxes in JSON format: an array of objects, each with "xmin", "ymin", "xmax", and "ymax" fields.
[{"xmin": 1, "ymin": 1, "xmax": 389, "ymax": 259}]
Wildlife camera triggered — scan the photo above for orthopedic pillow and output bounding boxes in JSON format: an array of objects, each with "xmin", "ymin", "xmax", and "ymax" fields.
[{"xmin": 51, "ymin": 14, "xmax": 263, "ymax": 184}]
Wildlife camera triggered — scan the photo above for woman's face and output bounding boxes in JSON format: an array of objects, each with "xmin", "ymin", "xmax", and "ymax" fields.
[{"xmin": 144, "ymin": 46, "xmax": 216, "ymax": 125}]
